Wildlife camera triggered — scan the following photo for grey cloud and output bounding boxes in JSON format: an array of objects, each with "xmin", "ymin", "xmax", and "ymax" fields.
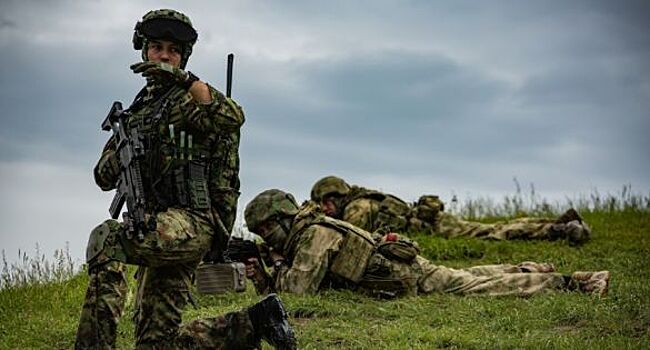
[
  {"xmin": 1, "ymin": 0, "xmax": 649, "ymax": 263},
  {"xmin": 0, "ymin": 19, "xmax": 17, "ymax": 29}
]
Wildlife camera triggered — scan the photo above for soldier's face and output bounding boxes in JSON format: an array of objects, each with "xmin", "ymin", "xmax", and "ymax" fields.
[
  {"xmin": 256, "ymin": 220, "xmax": 288, "ymax": 252},
  {"xmin": 321, "ymin": 197, "xmax": 338, "ymax": 217},
  {"xmin": 147, "ymin": 40, "xmax": 182, "ymax": 68},
  {"xmin": 254, "ymin": 220, "xmax": 275, "ymax": 238}
]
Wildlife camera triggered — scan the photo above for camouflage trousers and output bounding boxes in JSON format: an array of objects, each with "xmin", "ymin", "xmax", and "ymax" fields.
[
  {"xmin": 435, "ymin": 212, "xmax": 557, "ymax": 240},
  {"xmin": 75, "ymin": 208, "xmax": 257, "ymax": 349},
  {"xmin": 360, "ymin": 253, "xmax": 567, "ymax": 297},
  {"xmin": 415, "ymin": 257, "xmax": 567, "ymax": 296}
]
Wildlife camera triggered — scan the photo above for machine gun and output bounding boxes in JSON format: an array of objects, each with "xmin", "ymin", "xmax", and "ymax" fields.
[
  {"xmin": 196, "ymin": 236, "xmax": 269, "ymax": 295},
  {"xmin": 224, "ymin": 237, "xmax": 270, "ymax": 266},
  {"xmin": 101, "ymin": 101, "xmax": 153, "ymax": 241}
]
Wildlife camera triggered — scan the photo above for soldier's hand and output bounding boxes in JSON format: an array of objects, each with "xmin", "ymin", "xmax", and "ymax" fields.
[
  {"xmin": 269, "ymin": 250, "xmax": 286, "ymax": 264},
  {"xmin": 245, "ymin": 258, "xmax": 263, "ymax": 277},
  {"xmin": 130, "ymin": 61, "xmax": 195, "ymax": 87},
  {"xmin": 245, "ymin": 257, "xmax": 272, "ymax": 295},
  {"xmin": 96, "ymin": 151, "xmax": 120, "ymax": 186},
  {"xmin": 245, "ymin": 258, "xmax": 269, "ymax": 286}
]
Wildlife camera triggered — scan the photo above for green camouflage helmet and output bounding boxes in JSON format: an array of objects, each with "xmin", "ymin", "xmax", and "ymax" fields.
[
  {"xmin": 245, "ymin": 189, "xmax": 299, "ymax": 232},
  {"xmin": 133, "ymin": 9, "xmax": 198, "ymax": 69},
  {"xmin": 310, "ymin": 176, "xmax": 351, "ymax": 202}
]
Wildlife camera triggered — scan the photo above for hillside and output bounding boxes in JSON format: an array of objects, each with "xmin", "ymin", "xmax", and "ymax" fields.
[{"xmin": 1, "ymin": 208, "xmax": 649, "ymax": 349}]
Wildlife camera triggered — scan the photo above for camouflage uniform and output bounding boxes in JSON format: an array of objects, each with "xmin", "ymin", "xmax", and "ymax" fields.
[
  {"xmin": 312, "ymin": 176, "xmax": 591, "ymax": 244},
  {"xmin": 245, "ymin": 190, "xmax": 608, "ymax": 298},
  {"xmin": 75, "ymin": 9, "xmax": 260, "ymax": 350}
]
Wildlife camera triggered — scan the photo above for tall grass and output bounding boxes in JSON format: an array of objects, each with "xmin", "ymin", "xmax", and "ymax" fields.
[
  {"xmin": 450, "ymin": 179, "xmax": 649, "ymax": 220},
  {"xmin": 1, "ymin": 242, "xmax": 77, "ymax": 290}
]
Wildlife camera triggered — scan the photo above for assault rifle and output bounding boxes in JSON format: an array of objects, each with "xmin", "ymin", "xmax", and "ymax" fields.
[
  {"xmin": 224, "ymin": 237, "xmax": 270, "ymax": 266},
  {"xmin": 223, "ymin": 237, "xmax": 276, "ymax": 294},
  {"xmin": 101, "ymin": 101, "xmax": 153, "ymax": 241}
]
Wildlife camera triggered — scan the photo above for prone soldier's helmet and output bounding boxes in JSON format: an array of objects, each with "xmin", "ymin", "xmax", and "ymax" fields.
[
  {"xmin": 245, "ymin": 189, "xmax": 300, "ymax": 233},
  {"xmin": 132, "ymin": 9, "xmax": 198, "ymax": 69},
  {"xmin": 310, "ymin": 176, "xmax": 351, "ymax": 202}
]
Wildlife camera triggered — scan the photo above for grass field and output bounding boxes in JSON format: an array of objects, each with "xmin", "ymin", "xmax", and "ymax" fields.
[{"xmin": 1, "ymin": 191, "xmax": 649, "ymax": 349}]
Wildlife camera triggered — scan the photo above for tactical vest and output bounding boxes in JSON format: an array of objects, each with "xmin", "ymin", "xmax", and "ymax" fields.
[
  {"xmin": 286, "ymin": 203, "xmax": 376, "ymax": 283},
  {"xmin": 125, "ymin": 85, "xmax": 212, "ymax": 212}
]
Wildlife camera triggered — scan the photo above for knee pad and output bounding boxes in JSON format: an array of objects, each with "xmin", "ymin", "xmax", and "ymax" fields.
[{"xmin": 86, "ymin": 220, "xmax": 127, "ymax": 268}]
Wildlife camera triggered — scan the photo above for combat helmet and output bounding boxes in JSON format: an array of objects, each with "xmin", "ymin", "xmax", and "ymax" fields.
[
  {"xmin": 310, "ymin": 176, "xmax": 351, "ymax": 202},
  {"xmin": 245, "ymin": 189, "xmax": 299, "ymax": 232},
  {"xmin": 132, "ymin": 9, "xmax": 198, "ymax": 69}
]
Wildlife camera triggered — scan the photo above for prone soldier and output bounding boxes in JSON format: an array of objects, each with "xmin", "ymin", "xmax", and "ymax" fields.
[
  {"xmin": 243, "ymin": 189, "xmax": 609, "ymax": 298},
  {"xmin": 311, "ymin": 175, "xmax": 592, "ymax": 245}
]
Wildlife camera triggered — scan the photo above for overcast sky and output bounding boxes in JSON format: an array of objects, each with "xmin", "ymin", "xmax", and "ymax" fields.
[{"xmin": 1, "ymin": 0, "xmax": 648, "ymax": 264}]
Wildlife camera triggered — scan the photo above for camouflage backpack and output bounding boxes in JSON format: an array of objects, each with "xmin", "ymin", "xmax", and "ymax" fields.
[
  {"xmin": 375, "ymin": 195, "xmax": 412, "ymax": 234},
  {"xmin": 344, "ymin": 187, "xmax": 412, "ymax": 234},
  {"xmin": 413, "ymin": 195, "xmax": 445, "ymax": 222}
]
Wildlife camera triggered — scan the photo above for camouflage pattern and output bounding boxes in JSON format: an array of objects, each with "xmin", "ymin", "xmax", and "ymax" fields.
[
  {"xmin": 78, "ymin": 27, "xmax": 248, "ymax": 347},
  {"xmin": 252, "ymin": 198, "xmax": 580, "ymax": 297},
  {"xmin": 434, "ymin": 212, "xmax": 556, "ymax": 240},
  {"xmin": 75, "ymin": 261, "xmax": 128, "ymax": 349},
  {"xmin": 142, "ymin": 8, "xmax": 194, "ymax": 26},
  {"xmin": 329, "ymin": 183, "xmax": 588, "ymax": 243},
  {"xmin": 208, "ymin": 126, "xmax": 241, "ymax": 233},
  {"xmin": 415, "ymin": 256, "xmax": 567, "ymax": 296},
  {"xmin": 76, "ymin": 210, "xmax": 260, "ymax": 349},
  {"xmin": 310, "ymin": 175, "xmax": 351, "ymax": 201},
  {"xmin": 244, "ymin": 189, "xmax": 299, "ymax": 232},
  {"xmin": 94, "ymin": 76, "xmax": 244, "ymax": 226}
]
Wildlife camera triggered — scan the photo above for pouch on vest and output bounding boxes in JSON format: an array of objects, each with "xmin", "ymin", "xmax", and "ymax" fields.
[
  {"xmin": 376, "ymin": 239, "xmax": 420, "ymax": 264},
  {"xmin": 358, "ymin": 252, "xmax": 418, "ymax": 298},
  {"xmin": 314, "ymin": 216, "xmax": 376, "ymax": 283},
  {"xmin": 195, "ymin": 262, "xmax": 247, "ymax": 294}
]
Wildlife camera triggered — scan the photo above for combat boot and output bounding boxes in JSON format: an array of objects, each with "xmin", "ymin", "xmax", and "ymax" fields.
[
  {"xmin": 569, "ymin": 271, "xmax": 610, "ymax": 297},
  {"xmin": 248, "ymin": 293, "xmax": 297, "ymax": 350},
  {"xmin": 565, "ymin": 220, "xmax": 591, "ymax": 245},
  {"xmin": 555, "ymin": 208, "xmax": 583, "ymax": 224},
  {"xmin": 548, "ymin": 220, "xmax": 591, "ymax": 246}
]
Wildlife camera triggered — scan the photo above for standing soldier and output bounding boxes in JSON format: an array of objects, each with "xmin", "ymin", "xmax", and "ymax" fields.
[
  {"xmin": 310, "ymin": 175, "xmax": 591, "ymax": 245},
  {"xmin": 75, "ymin": 9, "xmax": 296, "ymax": 349},
  {"xmin": 243, "ymin": 189, "xmax": 609, "ymax": 298}
]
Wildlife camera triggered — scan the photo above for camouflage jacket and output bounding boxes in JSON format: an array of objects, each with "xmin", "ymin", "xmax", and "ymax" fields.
[
  {"xmin": 272, "ymin": 202, "xmax": 346, "ymax": 294},
  {"xmin": 271, "ymin": 202, "xmax": 421, "ymax": 296},
  {"xmin": 94, "ymin": 82, "xmax": 244, "ymax": 229}
]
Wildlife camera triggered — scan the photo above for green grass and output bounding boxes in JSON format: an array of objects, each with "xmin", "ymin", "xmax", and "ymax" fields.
[{"xmin": 2, "ymin": 207, "xmax": 649, "ymax": 349}]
